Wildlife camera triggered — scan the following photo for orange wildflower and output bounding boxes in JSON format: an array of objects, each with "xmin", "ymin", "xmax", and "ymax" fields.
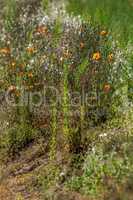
[
  {"xmin": 92, "ymin": 52, "xmax": 101, "ymax": 61},
  {"xmin": 103, "ymin": 84, "xmax": 111, "ymax": 93},
  {"xmin": 26, "ymin": 46, "xmax": 35, "ymax": 54},
  {"xmin": 63, "ymin": 50, "xmax": 71, "ymax": 58},
  {"xmin": 108, "ymin": 53, "xmax": 113, "ymax": 61},
  {"xmin": 36, "ymin": 25, "xmax": 48, "ymax": 35},
  {"xmin": 100, "ymin": 30, "xmax": 108, "ymax": 36},
  {"xmin": 15, "ymin": 90, "xmax": 21, "ymax": 97},
  {"xmin": 26, "ymin": 85, "xmax": 33, "ymax": 91},
  {"xmin": 80, "ymin": 42, "xmax": 85, "ymax": 49},
  {"xmin": 0, "ymin": 47, "xmax": 10, "ymax": 55},
  {"xmin": 8, "ymin": 85, "xmax": 16, "ymax": 92},
  {"xmin": 28, "ymin": 72, "xmax": 33, "ymax": 78}
]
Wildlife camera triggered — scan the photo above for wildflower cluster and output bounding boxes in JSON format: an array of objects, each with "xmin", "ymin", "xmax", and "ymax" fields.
[{"xmin": 0, "ymin": 4, "xmax": 127, "ymax": 131}]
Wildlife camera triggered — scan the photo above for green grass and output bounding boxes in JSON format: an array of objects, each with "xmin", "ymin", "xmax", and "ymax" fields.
[{"xmin": 67, "ymin": 0, "xmax": 133, "ymax": 45}]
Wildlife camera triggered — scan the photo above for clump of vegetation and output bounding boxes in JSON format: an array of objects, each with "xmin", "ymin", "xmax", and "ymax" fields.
[
  {"xmin": 0, "ymin": 1, "xmax": 133, "ymax": 200},
  {"xmin": 37, "ymin": 163, "xmax": 61, "ymax": 196},
  {"xmin": 67, "ymin": 127, "xmax": 133, "ymax": 199},
  {"xmin": 0, "ymin": 1, "xmax": 129, "ymax": 156},
  {"xmin": 0, "ymin": 122, "xmax": 37, "ymax": 159}
]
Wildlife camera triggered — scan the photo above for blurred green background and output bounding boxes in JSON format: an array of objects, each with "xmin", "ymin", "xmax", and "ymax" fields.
[{"xmin": 67, "ymin": 0, "xmax": 133, "ymax": 45}]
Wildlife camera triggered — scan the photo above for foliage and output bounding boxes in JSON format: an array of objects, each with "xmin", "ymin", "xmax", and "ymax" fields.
[
  {"xmin": 0, "ymin": 3, "xmax": 129, "ymax": 155},
  {"xmin": 67, "ymin": 130, "xmax": 133, "ymax": 197},
  {"xmin": 37, "ymin": 163, "xmax": 61, "ymax": 198},
  {"xmin": 0, "ymin": 1, "xmax": 133, "ymax": 200},
  {"xmin": 67, "ymin": 0, "xmax": 133, "ymax": 45},
  {"xmin": 0, "ymin": 122, "xmax": 37, "ymax": 158}
]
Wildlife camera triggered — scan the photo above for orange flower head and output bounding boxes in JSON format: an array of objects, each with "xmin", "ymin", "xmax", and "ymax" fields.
[
  {"xmin": 103, "ymin": 84, "xmax": 111, "ymax": 93},
  {"xmin": 108, "ymin": 53, "xmax": 113, "ymax": 61},
  {"xmin": 26, "ymin": 46, "xmax": 35, "ymax": 54},
  {"xmin": 26, "ymin": 85, "xmax": 34, "ymax": 91},
  {"xmin": 0, "ymin": 47, "xmax": 10, "ymax": 55},
  {"xmin": 63, "ymin": 50, "xmax": 71, "ymax": 58},
  {"xmin": 92, "ymin": 52, "xmax": 101, "ymax": 61},
  {"xmin": 15, "ymin": 90, "xmax": 21, "ymax": 97},
  {"xmin": 8, "ymin": 85, "xmax": 16, "ymax": 92},
  {"xmin": 36, "ymin": 26, "xmax": 48, "ymax": 35},
  {"xmin": 100, "ymin": 30, "xmax": 108, "ymax": 36},
  {"xmin": 80, "ymin": 42, "xmax": 85, "ymax": 49},
  {"xmin": 28, "ymin": 72, "xmax": 33, "ymax": 78}
]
